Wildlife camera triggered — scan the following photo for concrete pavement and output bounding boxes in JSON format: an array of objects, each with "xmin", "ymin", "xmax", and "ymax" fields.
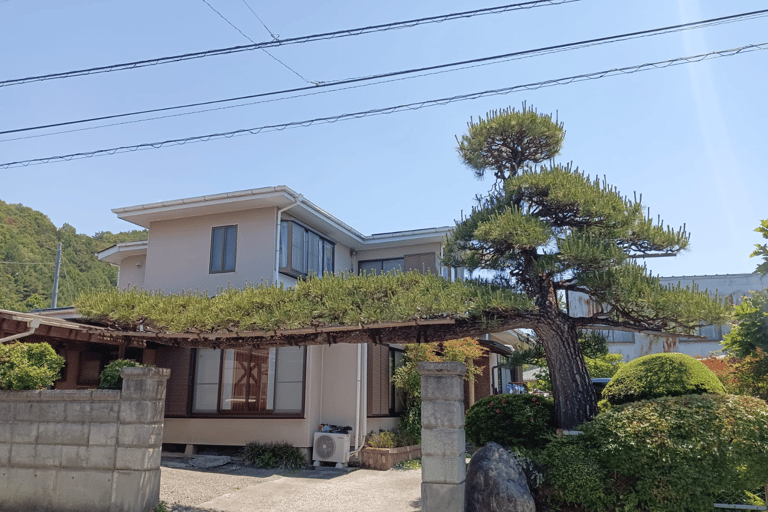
[{"xmin": 161, "ymin": 465, "xmax": 422, "ymax": 512}]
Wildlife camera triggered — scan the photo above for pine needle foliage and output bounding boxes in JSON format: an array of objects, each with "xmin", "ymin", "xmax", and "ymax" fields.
[
  {"xmin": 456, "ymin": 103, "xmax": 565, "ymax": 183},
  {"xmin": 75, "ymin": 271, "xmax": 533, "ymax": 333},
  {"xmin": 447, "ymin": 104, "xmax": 730, "ymax": 429}
]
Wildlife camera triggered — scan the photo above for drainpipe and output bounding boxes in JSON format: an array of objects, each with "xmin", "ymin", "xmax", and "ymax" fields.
[
  {"xmin": 353, "ymin": 343, "xmax": 362, "ymax": 452},
  {"xmin": 361, "ymin": 343, "xmax": 368, "ymax": 448},
  {"xmin": 273, "ymin": 194, "xmax": 304, "ymax": 285},
  {"xmin": 0, "ymin": 318, "xmax": 40, "ymax": 344},
  {"xmin": 349, "ymin": 342, "xmax": 369, "ymax": 456}
]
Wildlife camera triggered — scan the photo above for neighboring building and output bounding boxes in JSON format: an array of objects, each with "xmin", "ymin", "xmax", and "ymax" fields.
[
  {"xmin": 55, "ymin": 185, "xmax": 512, "ymax": 456},
  {"xmin": 569, "ymin": 273, "xmax": 768, "ymax": 362}
]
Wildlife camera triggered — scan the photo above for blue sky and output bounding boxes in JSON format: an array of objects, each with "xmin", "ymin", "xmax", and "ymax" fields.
[{"xmin": 1, "ymin": 0, "xmax": 766, "ymax": 279}]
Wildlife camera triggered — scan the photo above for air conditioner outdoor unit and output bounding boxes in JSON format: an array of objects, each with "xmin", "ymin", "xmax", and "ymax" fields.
[{"xmin": 312, "ymin": 432, "xmax": 350, "ymax": 467}]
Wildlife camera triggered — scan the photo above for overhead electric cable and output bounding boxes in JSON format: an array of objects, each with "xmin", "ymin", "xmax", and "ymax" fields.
[
  {"xmin": 2, "ymin": 8, "xmax": 766, "ymax": 138},
  {"xmin": 200, "ymin": 0, "xmax": 311, "ymax": 83},
  {"xmin": 240, "ymin": 0, "xmax": 280, "ymax": 41},
  {"xmin": 0, "ymin": 0, "xmax": 578, "ymax": 88},
  {"xmin": 2, "ymin": 41, "xmax": 765, "ymax": 169}
]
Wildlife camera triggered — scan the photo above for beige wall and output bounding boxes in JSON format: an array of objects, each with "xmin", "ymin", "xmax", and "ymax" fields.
[
  {"xmin": 319, "ymin": 344, "xmax": 362, "ymax": 428},
  {"xmin": 117, "ymin": 254, "xmax": 146, "ymax": 290},
  {"xmin": 356, "ymin": 242, "xmax": 443, "ymax": 268},
  {"xmin": 144, "ymin": 208, "xmax": 277, "ymax": 293}
]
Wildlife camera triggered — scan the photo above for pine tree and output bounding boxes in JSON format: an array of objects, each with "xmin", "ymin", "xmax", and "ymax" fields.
[{"xmin": 445, "ymin": 105, "xmax": 729, "ymax": 428}]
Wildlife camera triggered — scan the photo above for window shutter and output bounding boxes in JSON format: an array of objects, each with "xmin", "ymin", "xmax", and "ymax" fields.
[
  {"xmin": 404, "ymin": 252, "xmax": 436, "ymax": 274},
  {"xmin": 367, "ymin": 343, "xmax": 390, "ymax": 416},
  {"xmin": 156, "ymin": 347, "xmax": 193, "ymax": 417}
]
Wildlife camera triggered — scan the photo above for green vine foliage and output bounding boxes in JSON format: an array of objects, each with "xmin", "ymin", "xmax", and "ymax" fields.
[
  {"xmin": 98, "ymin": 359, "xmax": 144, "ymax": 390},
  {"xmin": 600, "ymin": 352, "xmax": 724, "ymax": 408},
  {"xmin": 465, "ymin": 394, "xmax": 556, "ymax": 450},
  {"xmin": 75, "ymin": 271, "xmax": 532, "ymax": 333},
  {"xmin": 539, "ymin": 394, "xmax": 768, "ymax": 512},
  {"xmin": 391, "ymin": 338, "xmax": 487, "ymax": 444},
  {"xmin": 0, "ymin": 342, "xmax": 64, "ymax": 390}
]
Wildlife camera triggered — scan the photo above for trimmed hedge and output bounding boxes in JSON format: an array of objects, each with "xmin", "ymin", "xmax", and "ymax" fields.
[
  {"xmin": 601, "ymin": 352, "xmax": 724, "ymax": 407},
  {"xmin": 465, "ymin": 394, "xmax": 556, "ymax": 450},
  {"xmin": 539, "ymin": 394, "xmax": 768, "ymax": 511},
  {"xmin": 0, "ymin": 342, "xmax": 65, "ymax": 390}
]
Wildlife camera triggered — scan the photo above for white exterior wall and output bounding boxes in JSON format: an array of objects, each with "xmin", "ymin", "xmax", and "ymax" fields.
[
  {"xmin": 116, "ymin": 254, "xmax": 146, "ymax": 290},
  {"xmin": 356, "ymin": 241, "xmax": 443, "ymax": 272},
  {"xmin": 571, "ymin": 273, "xmax": 768, "ymax": 362},
  {"xmin": 143, "ymin": 208, "xmax": 277, "ymax": 293},
  {"xmin": 659, "ymin": 273, "xmax": 768, "ymax": 305}
]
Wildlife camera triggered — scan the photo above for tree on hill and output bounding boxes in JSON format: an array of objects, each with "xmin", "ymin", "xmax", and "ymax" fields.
[
  {"xmin": 444, "ymin": 105, "xmax": 729, "ymax": 428},
  {"xmin": 0, "ymin": 199, "xmax": 146, "ymax": 311}
]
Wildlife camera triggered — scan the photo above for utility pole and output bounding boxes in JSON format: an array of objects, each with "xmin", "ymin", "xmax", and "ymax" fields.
[{"xmin": 51, "ymin": 242, "xmax": 62, "ymax": 308}]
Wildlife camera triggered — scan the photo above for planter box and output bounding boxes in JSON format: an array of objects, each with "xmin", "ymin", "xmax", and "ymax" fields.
[{"xmin": 360, "ymin": 444, "xmax": 421, "ymax": 471}]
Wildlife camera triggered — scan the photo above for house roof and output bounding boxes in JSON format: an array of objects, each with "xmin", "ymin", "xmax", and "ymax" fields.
[
  {"xmin": 97, "ymin": 240, "xmax": 149, "ymax": 265},
  {"xmin": 0, "ymin": 309, "xmax": 113, "ymax": 345},
  {"xmin": 0, "ymin": 307, "xmax": 525, "ymax": 353},
  {"xmin": 109, "ymin": 185, "xmax": 452, "ymax": 252}
]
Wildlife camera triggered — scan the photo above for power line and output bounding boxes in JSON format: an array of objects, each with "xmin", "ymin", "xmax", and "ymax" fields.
[
  {"xmin": 0, "ymin": 261, "xmax": 54, "ymax": 265},
  {"xmin": 2, "ymin": 8, "xmax": 766, "ymax": 139},
  {"xmin": 0, "ymin": 0, "xmax": 579, "ymax": 88},
  {"xmin": 2, "ymin": 41, "xmax": 764, "ymax": 169},
  {"xmin": 199, "ymin": 0, "xmax": 311, "ymax": 83},
  {"xmin": 240, "ymin": 0, "xmax": 280, "ymax": 41}
]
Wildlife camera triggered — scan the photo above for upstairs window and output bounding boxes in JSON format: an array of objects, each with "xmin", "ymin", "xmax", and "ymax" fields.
[
  {"xmin": 358, "ymin": 258, "xmax": 404, "ymax": 276},
  {"xmin": 210, "ymin": 225, "xmax": 237, "ymax": 274},
  {"xmin": 279, "ymin": 220, "xmax": 334, "ymax": 278}
]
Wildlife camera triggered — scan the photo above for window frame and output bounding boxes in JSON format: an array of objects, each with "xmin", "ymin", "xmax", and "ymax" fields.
[
  {"xmin": 189, "ymin": 346, "xmax": 308, "ymax": 419},
  {"xmin": 358, "ymin": 257, "xmax": 405, "ymax": 276},
  {"xmin": 279, "ymin": 220, "xmax": 335, "ymax": 279},
  {"xmin": 209, "ymin": 225, "xmax": 238, "ymax": 274}
]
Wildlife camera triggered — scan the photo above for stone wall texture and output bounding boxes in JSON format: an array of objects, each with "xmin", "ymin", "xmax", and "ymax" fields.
[
  {"xmin": 419, "ymin": 361, "xmax": 466, "ymax": 512},
  {"xmin": 0, "ymin": 366, "xmax": 170, "ymax": 512}
]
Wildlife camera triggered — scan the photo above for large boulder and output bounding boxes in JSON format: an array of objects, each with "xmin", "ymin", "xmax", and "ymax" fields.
[{"xmin": 466, "ymin": 442, "xmax": 535, "ymax": 512}]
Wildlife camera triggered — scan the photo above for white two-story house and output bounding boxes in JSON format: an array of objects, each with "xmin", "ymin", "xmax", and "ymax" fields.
[{"xmin": 85, "ymin": 185, "xmax": 511, "ymax": 456}]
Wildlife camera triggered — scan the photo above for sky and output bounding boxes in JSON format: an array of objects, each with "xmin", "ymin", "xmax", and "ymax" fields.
[{"xmin": 0, "ymin": 0, "xmax": 766, "ymax": 279}]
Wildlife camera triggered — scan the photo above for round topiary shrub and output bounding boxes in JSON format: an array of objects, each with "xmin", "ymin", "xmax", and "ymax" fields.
[
  {"xmin": 465, "ymin": 394, "xmax": 556, "ymax": 450},
  {"xmin": 98, "ymin": 359, "xmax": 143, "ymax": 389},
  {"xmin": 601, "ymin": 352, "xmax": 724, "ymax": 407},
  {"xmin": 0, "ymin": 342, "xmax": 65, "ymax": 390},
  {"xmin": 539, "ymin": 394, "xmax": 768, "ymax": 511}
]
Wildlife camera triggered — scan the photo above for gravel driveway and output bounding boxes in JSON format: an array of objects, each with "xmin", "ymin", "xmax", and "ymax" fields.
[{"xmin": 159, "ymin": 459, "xmax": 422, "ymax": 512}]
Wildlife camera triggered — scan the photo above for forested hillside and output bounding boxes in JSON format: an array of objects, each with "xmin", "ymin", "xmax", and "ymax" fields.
[{"xmin": 0, "ymin": 200, "xmax": 146, "ymax": 311}]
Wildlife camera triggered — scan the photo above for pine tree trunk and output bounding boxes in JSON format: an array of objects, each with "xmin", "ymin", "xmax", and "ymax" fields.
[
  {"xmin": 530, "ymin": 279, "xmax": 598, "ymax": 429},
  {"xmin": 536, "ymin": 318, "xmax": 597, "ymax": 429}
]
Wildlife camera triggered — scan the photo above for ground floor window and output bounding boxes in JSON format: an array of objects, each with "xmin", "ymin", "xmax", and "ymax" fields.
[
  {"xmin": 368, "ymin": 344, "xmax": 406, "ymax": 417},
  {"xmin": 192, "ymin": 346, "xmax": 306, "ymax": 416}
]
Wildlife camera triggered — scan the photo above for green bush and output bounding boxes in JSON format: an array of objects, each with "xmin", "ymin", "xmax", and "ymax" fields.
[
  {"xmin": 98, "ymin": 359, "xmax": 143, "ymax": 389},
  {"xmin": 539, "ymin": 394, "xmax": 768, "ymax": 511},
  {"xmin": 601, "ymin": 352, "xmax": 724, "ymax": 407},
  {"xmin": 0, "ymin": 342, "xmax": 65, "ymax": 390},
  {"xmin": 242, "ymin": 441, "xmax": 307, "ymax": 471},
  {"xmin": 465, "ymin": 394, "xmax": 556, "ymax": 450},
  {"xmin": 365, "ymin": 426, "xmax": 417, "ymax": 448}
]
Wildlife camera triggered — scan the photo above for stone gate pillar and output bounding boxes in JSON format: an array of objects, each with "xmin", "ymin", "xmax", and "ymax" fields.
[{"xmin": 419, "ymin": 361, "xmax": 466, "ymax": 512}]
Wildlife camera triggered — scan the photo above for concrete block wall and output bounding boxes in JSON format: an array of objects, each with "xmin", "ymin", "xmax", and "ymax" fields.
[
  {"xmin": 419, "ymin": 361, "xmax": 466, "ymax": 512},
  {"xmin": 0, "ymin": 366, "xmax": 170, "ymax": 512}
]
